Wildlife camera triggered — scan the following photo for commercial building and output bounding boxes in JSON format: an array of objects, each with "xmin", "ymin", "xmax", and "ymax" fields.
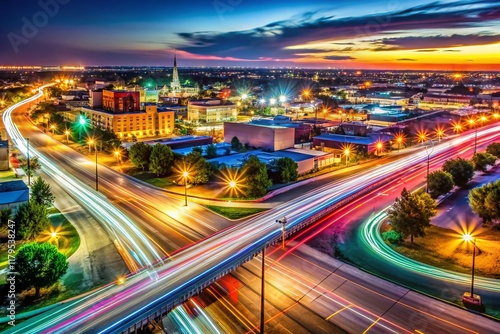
[
  {"xmin": 313, "ymin": 133, "xmax": 394, "ymax": 155},
  {"xmin": 102, "ymin": 90, "xmax": 141, "ymax": 112},
  {"xmin": 80, "ymin": 104, "xmax": 175, "ymax": 140},
  {"xmin": 224, "ymin": 122, "xmax": 295, "ymax": 151},
  {"xmin": 0, "ymin": 180, "xmax": 29, "ymax": 214},
  {"xmin": 188, "ymin": 99, "xmax": 237, "ymax": 123}
]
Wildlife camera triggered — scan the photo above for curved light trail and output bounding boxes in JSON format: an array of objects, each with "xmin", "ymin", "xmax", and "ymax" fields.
[
  {"xmin": 2, "ymin": 86, "xmax": 162, "ymax": 268},
  {"xmin": 4, "ymin": 87, "xmax": 500, "ymax": 333},
  {"xmin": 360, "ymin": 210, "xmax": 500, "ymax": 292}
]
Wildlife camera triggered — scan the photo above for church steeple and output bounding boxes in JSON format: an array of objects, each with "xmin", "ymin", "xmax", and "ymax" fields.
[{"xmin": 170, "ymin": 49, "xmax": 181, "ymax": 95}]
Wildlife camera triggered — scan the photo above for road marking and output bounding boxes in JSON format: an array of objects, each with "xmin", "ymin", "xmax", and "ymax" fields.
[
  {"xmin": 363, "ymin": 317, "xmax": 380, "ymax": 333},
  {"xmin": 325, "ymin": 304, "xmax": 352, "ymax": 320}
]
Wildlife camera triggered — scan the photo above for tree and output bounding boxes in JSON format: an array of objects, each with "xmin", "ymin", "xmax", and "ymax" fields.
[
  {"xmin": 183, "ymin": 152, "xmax": 213, "ymax": 184},
  {"xmin": 486, "ymin": 142, "xmax": 500, "ymax": 158},
  {"xmin": 468, "ymin": 180, "xmax": 500, "ymax": 224},
  {"xmin": 206, "ymin": 144, "xmax": 217, "ymax": 158},
  {"xmin": 269, "ymin": 157, "xmax": 299, "ymax": 184},
  {"xmin": 0, "ymin": 208, "xmax": 12, "ymax": 227},
  {"xmin": 30, "ymin": 177, "xmax": 55, "ymax": 208},
  {"xmin": 427, "ymin": 170, "xmax": 454, "ymax": 199},
  {"xmin": 471, "ymin": 152, "xmax": 497, "ymax": 172},
  {"xmin": 18, "ymin": 156, "xmax": 41, "ymax": 179},
  {"xmin": 231, "ymin": 136, "xmax": 242, "ymax": 151},
  {"xmin": 128, "ymin": 142, "xmax": 152, "ymax": 171},
  {"xmin": 16, "ymin": 242, "xmax": 68, "ymax": 298},
  {"xmin": 387, "ymin": 188, "xmax": 437, "ymax": 243},
  {"xmin": 242, "ymin": 155, "xmax": 272, "ymax": 198},
  {"xmin": 442, "ymin": 157, "xmax": 474, "ymax": 188},
  {"xmin": 192, "ymin": 146, "xmax": 203, "ymax": 155},
  {"xmin": 14, "ymin": 202, "xmax": 50, "ymax": 240},
  {"xmin": 149, "ymin": 143, "xmax": 174, "ymax": 176}
]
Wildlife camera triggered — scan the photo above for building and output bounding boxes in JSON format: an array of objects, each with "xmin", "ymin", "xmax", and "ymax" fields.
[
  {"xmin": 80, "ymin": 104, "xmax": 175, "ymax": 140},
  {"xmin": 313, "ymin": 133, "xmax": 394, "ymax": 155},
  {"xmin": 165, "ymin": 51, "xmax": 200, "ymax": 98},
  {"xmin": 0, "ymin": 180, "xmax": 29, "ymax": 214},
  {"xmin": 224, "ymin": 122, "xmax": 295, "ymax": 151},
  {"xmin": 188, "ymin": 99, "xmax": 237, "ymax": 123},
  {"xmin": 102, "ymin": 90, "xmax": 141, "ymax": 112}
]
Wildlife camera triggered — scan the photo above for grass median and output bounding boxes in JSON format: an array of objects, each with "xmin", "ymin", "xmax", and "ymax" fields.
[{"xmin": 204, "ymin": 205, "xmax": 268, "ymax": 220}]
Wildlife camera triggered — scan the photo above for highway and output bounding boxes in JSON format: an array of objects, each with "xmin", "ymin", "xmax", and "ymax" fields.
[{"xmin": 5, "ymin": 87, "xmax": 500, "ymax": 333}]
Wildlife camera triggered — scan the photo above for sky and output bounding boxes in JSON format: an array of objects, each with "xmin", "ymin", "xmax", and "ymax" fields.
[{"xmin": 1, "ymin": 0, "xmax": 500, "ymax": 70}]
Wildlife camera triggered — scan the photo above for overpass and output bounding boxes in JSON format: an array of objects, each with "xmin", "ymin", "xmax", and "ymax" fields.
[{"xmin": 4, "ymin": 89, "xmax": 500, "ymax": 333}]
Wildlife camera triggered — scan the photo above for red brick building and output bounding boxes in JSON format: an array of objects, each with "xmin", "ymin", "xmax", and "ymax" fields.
[{"xmin": 102, "ymin": 90, "xmax": 140, "ymax": 112}]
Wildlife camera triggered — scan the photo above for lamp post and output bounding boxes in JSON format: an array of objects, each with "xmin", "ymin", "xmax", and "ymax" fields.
[
  {"xmin": 424, "ymin": 139, "xmax": 434, "ymax": 193},
  {"xmin": 260, "ymin": 247, "xmax": 265, "ymax": 334},
  {"xmin": 276, "ymin": 217, "xmax": 287, "ymax": 250},
  {"xmin": 88, "ymin": 139, "xmax": 98, "ymax": 191},
  {"xmin": 183, "ymin": 171, "xmax": 189, "ymax": 206},
  {"xmin": 26, "ymin": 137, "xmax": 30, "ymax": 186},
  {"xmin": 462, "ymin": 234, "xmax": 481, "ymax": 306},
  {"xmin": 50, "ymin": 124, "xmax": 56, "ymax": 136},
  {"xmin": 375, "ymin": 141, "xmax": 383, "ymax": 156},
  {"xmin": 114, "ymin": 150, "xmax": 121, "ymax": 164},
  {"xmin": 65, "ymin": 130, "xmax": 70, "ymax": 144},
  {"xmin": 468, "ymin": 119, "xmax": 478, "ymax": 153},
  {"xmin": 396, "ymin": 136, "xmax": 403, "ymax": 152},
  {"xmin": 344, "ymin": 148, "xmax": 350, "ymax": 166},
  {"xmin": 79, "ymin": 116, "xmax": 86, "ymax": 142},
  {"xmin": 51, "ymin": 231, "xmax": 60, "ymax": 248}
]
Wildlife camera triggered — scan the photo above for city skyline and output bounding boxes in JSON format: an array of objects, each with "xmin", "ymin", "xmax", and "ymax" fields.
[{"xmin": 1, "ymin": 1, "xmax": 500, "ymax": 70}]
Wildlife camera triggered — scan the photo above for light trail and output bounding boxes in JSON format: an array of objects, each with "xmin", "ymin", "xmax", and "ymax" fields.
[
  {"xmin": 5, "ymin": 87, "xmax": 500, "ymax": 333},
  {"xmin": 360, "ymin": 211, "xmax": 500, "ymax": 292},
  {"xmin": 2, "ymin": 86, "xmax": 162, "ymax": 268}
]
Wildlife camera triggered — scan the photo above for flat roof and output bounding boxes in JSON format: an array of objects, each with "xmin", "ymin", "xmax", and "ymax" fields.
[{"xmin": 314, "ymin": 133, "xmax": 393, "ymax": 145}]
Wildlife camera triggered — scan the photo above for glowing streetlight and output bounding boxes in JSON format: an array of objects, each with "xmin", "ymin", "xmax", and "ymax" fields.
[
  {"xmin": 453, "ymin": 123, "xmax": 463, "ymax": 133},
  {"xmin": 493, "ymin": 112, "xmax": 499, "ymax": 120},
  {"xmin": 183, "ymin": 171, "xmax": 189, "ymax": 206},
  {"xmin": 395, "ymin": 134, "xmax": 404, "ymax": 152},
  {"xmin": 78, "ymin": 115, "xmax": 86, "ymax": 142},
  {"xmin": 424, "ymin": 139, "xmax": 434, "ymax": 193},
  {"xmin": 279, "ymin": 95, "xmax": 286, "ymax": 103},
  {"xmin": 229, "ymin": 180, "xmax": 237, "ymax": 189},
  {"xmin": 435, "ymin": 128, "xmax": 445, "ymax": 141},
  {"xmin": 88, "ymin": 138, "xmax": 94, "ymax": 154},
  {"xmin": 50, "ymin": 124, "xmax": 56, "ymax": 135},
  {"xmin": 269, "ymin": 98, "xmax": 277, "ymax": 105},
  {"xmin": 64, "ymin": 130, "xmax": 70, "ymax": 144},
  {"xmin": 344, "ymin": 148, "xmax": 350, "ymax": 166},
  {"xmin": 461, "ymin": 234, "xmax": 481, "ymax": 306},
  {"xmin": 241, "ymin": 93, "xmax": 248, "ymax": 100},
  {"xmin": 375, "ymin": 141, "xmax": 383, "ymax": 156},
  {"xmin": 117, "ymin": 276, "xmax": 126, "ymax": 285},
  {"xmin": 114, "ymin": 150, "xmax": 121, "ymax": 164},
  {"xmin": 50, "ymin": 231, "xmax": 60, "ymax": 248}
]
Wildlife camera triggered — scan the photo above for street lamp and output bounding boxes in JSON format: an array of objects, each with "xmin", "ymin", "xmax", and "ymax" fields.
[
  {"xmin": 468, "ymin": 119, "xmax": 478, "ymax": 153},
  {"xmin": 78, "ymin": 116, "xmax": 86, "ymax": 142},
  {"xmin": 183, "ymin": 171, "xmax": 189, "ymax": 206},
  {"xmin": 65, "ymin": 130, "xmax": 70, "ymax": 144},
  {"xmin": 51, "ymin": 231, "xmax": 60, "ymax": 248},
  {"xmin": 50, "ymin": 124, "xmax": 56, "ymax": 136},
  {"xmin": 26, "ymin": 138, "xmax": 30, "ymax": 186},
  {"xmin": 275, "ymin": 217, "xmax": 287, "ymax": 250},
  {"xmin": 462, "ymin": 234, "xmax": 481, "ymax": 306},
  {"xmin": 375, "ymin": 141, "xmax": 383, "ymax": 156},
  {"xmin": 88, "ymin": 138, "xmax": 98, "ymax": 191},
  {"xmin": 344, "ymin": 148, "xmax": 350, "ymax": 166},
  {"xmin": 395, "ymin": 134, "xmax": 404, "ymax": 152},
  {"xmin": 114, "ymin": 150, "xmax": 121, "ymax": 164},
  {"xmin": 424, "ymin": 139, "xmax": 434, "ymax": 193}
]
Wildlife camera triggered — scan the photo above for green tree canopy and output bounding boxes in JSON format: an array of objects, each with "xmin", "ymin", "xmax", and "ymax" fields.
[
  {"xmin": 18, "ymin": 156, "xmax": 41, "ymax": 179},
  {"xmin": 231, "ymin": 136, "xmax": 242, "ymax": 151},
  {"xmin": 14, "ymin": 202, "xmax": 50, "ymax": 240},
  {"xmin": 149, "ymin": 143, "xmax": 174, "ymax": 176},
  {"xmin": 0, "ymin": 208, "xmax": 12, "ymax": 227},
  {"xmin": 442, "ymin": 157, "xmax": 474, "ymax": 188},
  {"xmin": 16, "ymin": 242, "xmax": 69, "ymax": 298},
  {"xmin": 471, "ymin": 152, "xmax": 497, "ymax": 172},
  {"xmin": 269, "ymin": 157, "xmax": 299, "ymax": 184},
  {"xmin": 128, "ymin": 142, "xmax": 152, "ymax": 171},
  {"xmin": 387, "ymin": 188, "xmax": 437, "ymax": 242},
  {"xmin": 427, "ymin": 170, "xmax": 454, "ymax": 199},
  {"xmin": 31, "ymin": 177, "xmax": 55, "ymax": 208},
  {"xmin": 183, "ymin": 152, "xmax": 213, "ymax": 184},
  {"xmin": 468, "ymin": 179, "xmax": 500, "ymax": 225},
  {"xmin": 486, "ymin": 142, "xmax": 500, "ymax": 158},
  {"xmin": 242, "ymin": 155, "xmax": 272, "ymax": 198},
  {"xmin": 205, "ymin": 144, "xmax": 217, "ymax": 158}
]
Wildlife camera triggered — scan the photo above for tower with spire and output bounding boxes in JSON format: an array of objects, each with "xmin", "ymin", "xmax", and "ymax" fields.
[{"xmin": 170, "ymin": 49, "xmax": 182, "ymax": 95}]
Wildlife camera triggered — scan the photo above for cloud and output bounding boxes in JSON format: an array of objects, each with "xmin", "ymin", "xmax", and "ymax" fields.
[
  {"xmin": 397, "ymin": 58, "xmax": 417, "ymax": 61},
  {"xmin": 176, "ymin": 0, "xmax": 500, "ymax": 62},
  {"xmin": 324, "ymin": 55, "xmax": 356, "ymax": 60},
  {"xmin": 375, "ymin": 34, "xmax": 500, "ymax": 51},
  {"xmin": 415, "ymin": 49, "xmax": 438, "ymax": 52}
]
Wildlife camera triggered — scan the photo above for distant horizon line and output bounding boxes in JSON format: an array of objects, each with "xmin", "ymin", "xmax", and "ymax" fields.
[{"xmin": 1, "ymin": 65, "xmax": 500, "ymax": 73}]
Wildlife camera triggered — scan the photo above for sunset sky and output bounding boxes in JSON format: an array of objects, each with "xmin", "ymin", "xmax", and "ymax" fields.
[{"xmin": 1, "ymin": 0, "xmax": 499, "ymax": 70}]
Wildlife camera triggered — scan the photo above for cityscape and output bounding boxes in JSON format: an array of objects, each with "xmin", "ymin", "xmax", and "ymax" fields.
[{"xmin": 1, "ymin": 0, "xmax": 500, "ymax": 333}]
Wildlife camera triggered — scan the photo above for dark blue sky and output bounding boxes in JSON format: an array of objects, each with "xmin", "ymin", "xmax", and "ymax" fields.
[{"xmin": 1, "ymin": 0, "xmax": 499, "ymax": 70}]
